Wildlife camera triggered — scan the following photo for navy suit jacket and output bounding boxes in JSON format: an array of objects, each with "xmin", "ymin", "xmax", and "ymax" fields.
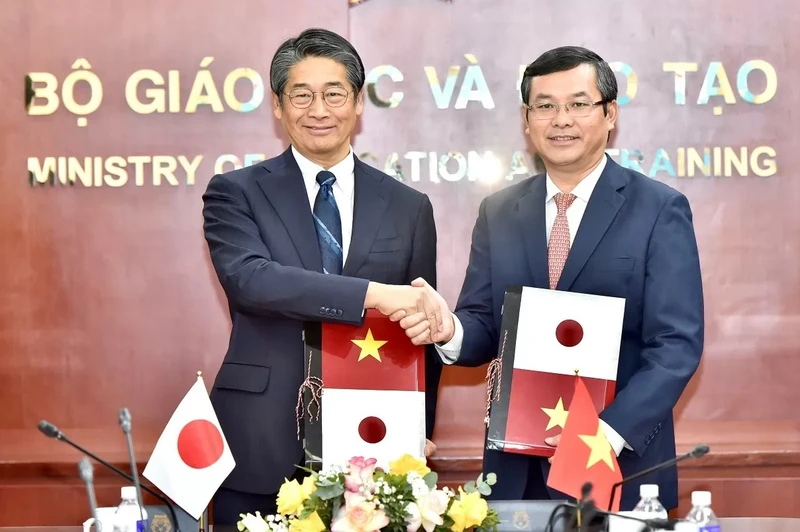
[
  {"xmin": 451, "ymin": 156, "xmax": 704, "ymax": 511},
  {"xmin": 202, "ymin": 147, "xmax": 442, "ymax": 495}
]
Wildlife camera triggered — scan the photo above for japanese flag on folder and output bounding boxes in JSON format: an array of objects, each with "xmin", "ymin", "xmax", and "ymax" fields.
[{"xmin": 486, "ymin": 286, "xmax": 625, "ymax": 457}]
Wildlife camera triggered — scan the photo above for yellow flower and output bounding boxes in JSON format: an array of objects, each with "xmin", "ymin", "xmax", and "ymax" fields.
[
  {"xmin": 448, "ymin": 488, "xmax": 488, "ymax": 532},
  {"xmin": 388, "ymin": 454, "xmax": 431, "ymax": 476},
  {"xmin": 289, "ymin": 511, "xmax": 326, "ymax": 532},
  {"xmin": 300, "ymin": 475, "xmax": 317, "ymax": 499},
  {"xmin": 277, "ymin": 477, "xmax": 312, "ymax": 515}
]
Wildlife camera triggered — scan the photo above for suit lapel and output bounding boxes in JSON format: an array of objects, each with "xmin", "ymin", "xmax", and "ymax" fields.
[
  {"xmin": 556, "ymin": 159, "xmax": 628, "ymax": 290},
  {"xmin": 256, "ymin": 148, "xmax": 323, "ymax": 272},
  {"xmin": 515, "ymin": 176, "xmax": 550, "ymax": 289},
  {"xmin": 342, "ymin": 158, "xmax": 389, "ymax": 276}
]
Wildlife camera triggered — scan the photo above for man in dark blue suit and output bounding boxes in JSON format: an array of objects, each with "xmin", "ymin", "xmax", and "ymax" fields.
[
  {"xmin": 202, "ymin": 28, "xmax": 444, "ymax": 524},
  {"xmin": 397, "ymin": 46, "xmax": 704, "ymax": 511}
]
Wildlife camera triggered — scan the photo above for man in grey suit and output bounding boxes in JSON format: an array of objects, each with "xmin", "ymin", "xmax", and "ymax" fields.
[{"xmin": 202, "ymin": 28, "xmax": 444, "ymax": 524}]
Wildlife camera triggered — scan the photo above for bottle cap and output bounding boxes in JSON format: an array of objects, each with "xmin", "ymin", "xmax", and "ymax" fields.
[
  {"xmin": 639, "ymin": 484, "xmax": 659, "ymax": 498},
  {"xmin": 691, "ymin": 490, "xmax": 711, "ymax": 506},
  {"xmin": 121, "ymin": 486, "xmax": 138, "ymax": 500}
]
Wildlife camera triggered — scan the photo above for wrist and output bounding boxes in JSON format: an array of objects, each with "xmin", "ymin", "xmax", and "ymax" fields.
[
  {"xmin": 436, "ymin": 313, "xmax": 456, "ymax": 345},
  {"xmin": 364, "ymin": 282, "xmax": 386, "ymax": 309}
]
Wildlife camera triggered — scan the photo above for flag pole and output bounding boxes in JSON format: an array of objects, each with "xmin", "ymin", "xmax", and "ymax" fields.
[
  {"xmin": 197, "ymin": 370, "xmax": 207, "ymax": 532},
  {"xmin": 573, "ymin": 368, "xmax": 581, "ymax": 529}
]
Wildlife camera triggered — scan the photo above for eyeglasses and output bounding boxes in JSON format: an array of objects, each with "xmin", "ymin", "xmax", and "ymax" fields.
[
  {"xmin": 284, "ymin": 88, "xmax": 353, "ymax": 109},
  {"xmin": 524, "ymin": 100, "xmax": 608, "ymax": 120}
]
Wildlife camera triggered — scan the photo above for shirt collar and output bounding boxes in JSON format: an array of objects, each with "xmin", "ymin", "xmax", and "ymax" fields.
[
  {"xmin": 545, "ymin": 154, "xmax": 608, "ymax": 203},
  {"xmin": 292, "ymin": 145, "xmax": 355, "ymax": 195}
]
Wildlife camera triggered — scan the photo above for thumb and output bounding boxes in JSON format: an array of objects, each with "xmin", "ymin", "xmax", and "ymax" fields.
[{"xmin": 411, "ymin": 277, "xmax": 428, "ymax": 288}]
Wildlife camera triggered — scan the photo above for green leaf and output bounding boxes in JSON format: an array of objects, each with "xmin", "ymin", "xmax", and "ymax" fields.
[
  {"xmin": 315, "ymin": 483, "xmax": 345, "ymax": 500},
  {"xmin": 478, "ymin": 483, "xmax": 491, "ymax": 496},
  {"xmin": 477, "ymin": 473, "xmax": 484, "ymax": 484},
  {"xmin": 294, "ymin": 464, "xmax": 318, "ymax": 476},
  {"xmin": 463, "ymin": 481, "xmax": 476, "ymax": 493},
  {"xmin": 423, "ymin": 471, "xmax": 439, "ymax": 490},
  {"xmin": 485, "ymin": 473, "xmax": 497, "ymax": 486}
]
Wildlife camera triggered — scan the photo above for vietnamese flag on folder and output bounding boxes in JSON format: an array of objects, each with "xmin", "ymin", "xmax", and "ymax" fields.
[
  {"xmin": 547, "ymin": 376, "xmax": 623, "ymax": 512},
  {"xmin": 304, "ymin": 310, "xmax": 426, "ymax": 471}
]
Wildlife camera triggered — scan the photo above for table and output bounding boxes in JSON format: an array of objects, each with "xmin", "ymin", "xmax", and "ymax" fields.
[{"xmin": 1, "ymin": 519, "xmax": 799, "ymax": 532}]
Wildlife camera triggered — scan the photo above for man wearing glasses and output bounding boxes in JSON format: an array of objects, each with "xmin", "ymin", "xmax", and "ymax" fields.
[
  {"xmin": 398, "ymin": 46, "xmax": 704, "ymax": 511},
  {"xmin": 202, "ymin": 28, "xmax": 443, "ymax": 523}
]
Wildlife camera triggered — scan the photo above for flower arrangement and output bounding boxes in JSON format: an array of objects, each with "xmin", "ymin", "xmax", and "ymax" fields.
[{"xmin": 237, "ymin": 454, "xmax": 499, "ymax": 532}]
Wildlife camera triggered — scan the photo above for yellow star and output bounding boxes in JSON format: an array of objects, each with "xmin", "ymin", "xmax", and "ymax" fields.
[
  {"xmin": 351, "ymin": 329, "xmax": 387, "ymax": 362},
  {"xmin": 578, "ymin": 424, "xmax": 616, "ymax": 471},
  {"xmin": 541, "ymin": 397, "xmax": 569, "ymax": 431}
]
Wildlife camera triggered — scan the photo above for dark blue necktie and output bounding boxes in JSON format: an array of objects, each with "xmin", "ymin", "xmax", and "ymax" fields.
[{"xmin": 313, "ymin": 170, "xmax": 343, "ymax": 275}]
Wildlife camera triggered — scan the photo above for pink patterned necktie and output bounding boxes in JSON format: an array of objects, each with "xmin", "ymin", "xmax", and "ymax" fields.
[{"xmin": 548, "ymin": 192, "xmax": 577, "ymax": 289}]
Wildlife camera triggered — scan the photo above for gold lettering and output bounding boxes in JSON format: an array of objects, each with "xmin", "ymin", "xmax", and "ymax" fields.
[
  {"xmin": 62, "ymin": 59, "xmax": 103, "ymax": 126},
  {"xmin": 104, "ymin": 156, "xmax": 128, "ymax": 187},
  {"xmin": 152, "ymin": 156, "xmax": 179, "ymax": 186},
  {"xmin": 128, "ymin": 156, "xmax": 151, "ymax": 186},
  {"xmin": 186, "ymin": 57, "xmax": 224, "ymax": 113},
  {"xmin": 751, "ymin": 146, "xmax": 777, "ymax": 177},
  {"xmin": 663, "ymin": 62, "xmax": 699, "ymax": 105},
  {"xmin": 178, "ymin": 155, "xmax": 203, "ymax": 185},
  {"xmin": 223, "ymin": 68, "xmax": 264, "ymax": 112},
  {"xmin": 126, "ymin": 69, "xmax": 166, "ymax": 114},
  {"xmin": 27, "ymin": 73, "xmax": 60, "ymax": 115}
]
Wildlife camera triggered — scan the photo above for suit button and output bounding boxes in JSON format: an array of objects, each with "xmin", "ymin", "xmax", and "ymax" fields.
[
  {"xmin": 319, "ymin": 307, "xmax": 327, "ymax": 315},
  {"xmin": 336, "ymin": 310, "xmax": 342, "ymax": 317}
]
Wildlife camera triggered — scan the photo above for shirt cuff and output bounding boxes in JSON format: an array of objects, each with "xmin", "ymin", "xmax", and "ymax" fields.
[
  {"xmin": 434, "ymin": 313, "xmax": 463, "ymax": 365},
  {"xmin": 599, "ymin": 419, "xmax": 631, "ymax": 457}
]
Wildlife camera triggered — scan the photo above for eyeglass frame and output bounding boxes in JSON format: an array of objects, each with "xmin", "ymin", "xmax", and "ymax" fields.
[
  {"xmin": 282, "ymin": 88, "xmax": 356, "ymax": 109},
  {"xmin": 523, "ymin": 99, "xmax": 610, "ymax": 120}
]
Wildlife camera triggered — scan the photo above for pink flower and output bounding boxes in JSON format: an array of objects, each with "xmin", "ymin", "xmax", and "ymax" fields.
[
  {"xmin": 344, "ymin": 456, "xmax": 378, "ymax": 493},
  {"xmin": 331, "ymin": 492, "xmax": 390, "ymax": 532}
]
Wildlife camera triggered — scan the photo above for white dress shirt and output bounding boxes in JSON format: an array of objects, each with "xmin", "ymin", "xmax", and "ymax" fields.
[
  {"xmin": 292, "ymin": 145, "xmax": 355, "ymax": 262},
  {"xmin": 435, "ymin": 155, "xmax": 631, "ymax": 455}
]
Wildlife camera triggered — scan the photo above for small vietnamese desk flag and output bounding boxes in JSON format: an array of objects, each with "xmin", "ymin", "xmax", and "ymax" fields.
[
  {"xmin": 547, "ymin": 375, "xmax": 623, "ymax": 512},
  {"xmin": 143, "ymin": 373, "xmax": 235, "ymax": 520},
  {"xmin": 303, "ymin": 310, "xmax": 426, "ymax": 471}
]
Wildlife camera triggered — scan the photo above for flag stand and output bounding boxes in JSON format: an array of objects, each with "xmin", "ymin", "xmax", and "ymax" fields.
[{"xmin": 199, "ymin": 506, "xmax": 208, "ymax": 532}]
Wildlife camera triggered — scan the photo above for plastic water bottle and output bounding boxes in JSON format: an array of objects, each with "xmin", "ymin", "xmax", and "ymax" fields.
[
  {"xmin": 684, "ymin": 491, "xmax": 721, "ymax": 532},
  {"xmin": 112, "ymin": 486, "xmax": 148, "ymax": 532},
  {"xmin": 632, "ymin": 484, "xmax": 668, "ymax": 519},
  {"xmin": 674, "ymin": 523, "xmax": 700, "ymax": 532}
]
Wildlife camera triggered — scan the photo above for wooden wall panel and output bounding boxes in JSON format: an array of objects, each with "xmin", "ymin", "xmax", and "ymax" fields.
[{"xmin": 2, "ymin": 0, "xmax": 800, "ymax": 526}]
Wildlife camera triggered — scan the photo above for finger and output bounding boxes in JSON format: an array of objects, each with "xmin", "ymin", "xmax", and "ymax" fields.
[
  {"xmin": 411, "ymin": 277, "xmax": 427, "ymax": 288},
  {"xmin": 399, "ymin": 312, "xmax": 427, "ymax": 330},
  {"xmin": 389, "ymin": 309, "xmax": 406, "ymax": 322},
  {"xmin": 405, "ymin": 319, "xmax": 431, "ymax": 339},
  {"xmin": 410, "ymin": 329, "xmax": 431, "ymax": 345},
  {"xmin": 544, "ymin": 436, "xmax": 557, "ymax": 446},
  {"xmin": 424, "ymin": 293, "xmax": 444, "ymax": 333},
  {"xmin": 548, "ymin": 456, "xmax": 553, "ymax": 464}
]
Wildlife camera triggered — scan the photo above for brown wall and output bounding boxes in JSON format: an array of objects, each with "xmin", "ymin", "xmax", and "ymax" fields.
[{"xmin": 2, "ymin": 0, "xmax": 799, "ymax": 525}]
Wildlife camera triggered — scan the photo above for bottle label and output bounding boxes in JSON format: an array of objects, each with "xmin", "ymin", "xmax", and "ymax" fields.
[
  {"xmin": 136, "ymin": 520, "xmax": 149, "ymax": 532},
  {"xmin": 699, "ymin": 526, "xmax": 721, "ymax": 532}
]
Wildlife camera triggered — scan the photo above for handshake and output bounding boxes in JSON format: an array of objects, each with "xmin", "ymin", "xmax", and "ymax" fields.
[{"xmin": 364, "ymin": 278, "xmax": 455, "ymax": 346}]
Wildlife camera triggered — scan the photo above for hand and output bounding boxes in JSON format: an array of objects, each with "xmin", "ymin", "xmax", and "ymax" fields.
[
  {"xmin": 365, "ymin": 280, "xmax": 445, "ymax": 335},
  {"xmin": 424, "ymin": 439, "xmax": 437, "ymax": 457},
  {"xmin": 545, "ymin": 434, "xmax": 560, "ymax": 463},
  {"xmin": 391, "ymin": 279, "xmax": 454, "ymax": 345}
]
